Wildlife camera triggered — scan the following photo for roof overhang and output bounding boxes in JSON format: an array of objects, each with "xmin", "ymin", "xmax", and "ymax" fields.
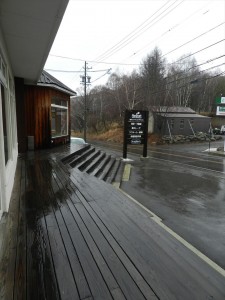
[
  {"xmin": 37, "ymin": 70, "xmax": 77, "ymax": 96},
  {"xmin": 157, "ymin": 113, "xmax": 211, "ymax": 119},
  {"xmin": 37, "ymin": 83, "xmax": 77, "ymax": 96},
  {"xmin": 0, "ymin": 0, "xmax": 69, "ymax": 84}
]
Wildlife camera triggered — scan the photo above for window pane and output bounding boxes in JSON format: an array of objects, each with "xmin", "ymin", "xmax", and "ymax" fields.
[
  {"xmin": 52, "ymin": 97, "xmax": 68, "ymax": 107},
  {"xmin": 51, "ymin": 107, "xmax": 68, "ymax": 137}
]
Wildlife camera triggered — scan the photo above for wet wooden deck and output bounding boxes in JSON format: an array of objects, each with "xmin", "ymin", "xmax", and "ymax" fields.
[{"xmin": 0, "ymin": 145, "xmax": 225, "ymax": 300}]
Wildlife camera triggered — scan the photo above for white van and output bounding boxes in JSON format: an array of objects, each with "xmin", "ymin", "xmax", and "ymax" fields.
[{"xmin": 220, "ymin": 125, "xmax": 225, "ymax": 135}]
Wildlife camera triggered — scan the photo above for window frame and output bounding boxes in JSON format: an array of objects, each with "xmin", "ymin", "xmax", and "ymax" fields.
[{"xmin": 51, "ymin": 99, "xmax": 69, "ymax": 138}]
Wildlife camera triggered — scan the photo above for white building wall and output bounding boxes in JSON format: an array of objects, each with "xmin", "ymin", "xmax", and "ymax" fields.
[{"xmin": 0, "ymin": 29, "xmax": 18, "ymax": 219}]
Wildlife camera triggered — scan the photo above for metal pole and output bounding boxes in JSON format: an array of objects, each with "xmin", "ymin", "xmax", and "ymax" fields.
[
  {"xmin": 84, "ymin": 61, "xmax": 87, "ymax": 142},
  {"xmin": 143, "ymin": 111, "xmax": 149, "ymax": 157},
  {"xmin": 123, "ymin": 110, "xmax": 128, "ymax": 159}
]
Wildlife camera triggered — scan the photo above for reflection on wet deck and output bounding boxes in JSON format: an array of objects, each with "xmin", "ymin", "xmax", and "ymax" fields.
[
  {"xmin": 0, "ymin": 145, "xmax": 157, "ymax": 300},
  {"xmin": 1, "ymin": 145, "xmax": 225, "ymax": 300}
]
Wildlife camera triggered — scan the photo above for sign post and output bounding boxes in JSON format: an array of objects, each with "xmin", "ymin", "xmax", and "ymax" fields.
[
  {"xmin": 215, "ymin": 96, "xmax": 225, "ymax": 152},
  {"xmin": 123, "ymin": 110, "xmax": 149, "ymax": 159}
]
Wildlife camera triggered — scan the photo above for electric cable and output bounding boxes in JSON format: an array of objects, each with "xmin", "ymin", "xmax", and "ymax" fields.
[
  {"xmin": 123, "ymin": 0, "xmax": 212, "ymax": 62},
  {"xmin": 49, "ymin": 38, "xmax": 225, "ymax": 67},
  {"xmin": 45, "ymin": 68, "xmax": 111, "ymax": 73},
  {"xmin": 93, "ymin": 0, "xmax": 185, "ymax": 63},
  {"xmin": 93, "ymin": 0, "xmax": 174, "ymax": 62},
  {"xmin": 162, "ymin": 22, "xmax": 225, "ymax": 57}
]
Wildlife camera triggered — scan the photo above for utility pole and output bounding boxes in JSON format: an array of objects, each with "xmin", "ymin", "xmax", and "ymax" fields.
[
  {"xmin": 81, "ymin": 61, "xmax": 91, "ymax": 142},
  {"xmin": 84, "ymin": 61, "xmax": 87, "ymax": 142}
]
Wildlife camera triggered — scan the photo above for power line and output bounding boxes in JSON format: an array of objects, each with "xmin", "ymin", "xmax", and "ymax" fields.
[
  {"xmin": 162, "ymin": 22, "xmax": 225, "ymax": 57},
  {"xmin": 49, "ymin": 37, "xmax": 225, "ymax": 68},
  {"xmin": 45, "ymin": 68, "xmax": 111, "ymax": 73},
  {"xmin": 173, "ymin": 39, "xmax": 225, "ymax": 64},
  {"xmin": 49, "ymin": 54, "xmax": 141, "ymax": 66},
  {"xmin": 134, "ymin": 70, "xmax": 225, "ymax": 97},
  {"xmin": 123, "ymin": 0, "xmax": 212, "ymax": 62},
  {"xmin": 91, "ymin": 70, "xmax": 112, "ymax": 83},
  {"xmin": 164, "ymin": 63, "xmax": 225, "ymax": 87},
  {"xmin": 92, "ymin": 0, "xmax": 173, "ymax": 62},
  {"xmin": 93, "ymin": 0, "xmax": 185, "ymax": 63}
]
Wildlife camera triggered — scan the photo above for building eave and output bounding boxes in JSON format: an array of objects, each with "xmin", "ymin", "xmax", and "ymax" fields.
[{"xmin": 0, "ymin": 0, "xmax": 69, "ymax": 83}]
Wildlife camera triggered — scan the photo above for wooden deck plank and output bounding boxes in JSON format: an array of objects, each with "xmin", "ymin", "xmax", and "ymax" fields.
[
  {"xmin": 39, "ymin": 217, "xmax": 61, "ymax": 300},
  {"xmin": 2, "ymin": 147, "xmax": 225, "ymax": 300},
  {"xmin": 0, "ymin": 159, "xmax": 23, "ymax": 300},
  {"xmin": 13, "ymin": 160, "xmax": 27, "ymax": 300},
  {"xmin": 53, "ymin": 159, "xmax": 156, "ymax": 299},
  {"xmin": 33, "ymin": 160, "xmax": 81, "ymax": 300},
  {"xmin": 67, "ymin": 200, "xmax": 125, "ymax": 293},
  {"xmin": 72, "ymin": 201, "xmax": 148, "ymax": 300},
  {"xmin": 52, "ymin": 160, "xmax": 157, "ymax": 300},
  {"xmin": 47, "ymin": 225, "xmax": 80, "ymax": 300},
  {"xmin": 70, "ymin": 171, "xmax": 195, "ymax": 299},
  {"xmin": 48, "ymin": 160, "xmax": 81, "ymax": 205},
  {"xmin": 26, "ymin": 160, "xmax": 45, "ymax": 300},
  {"xmin": 69, "ymin": 169, "xmax": 225, "ymax": 300},
  {"xmin": 42, "ymin": 178, "xmax": 92, "ymax": 299},
  {"xmin": 38, "ymin": 161, "xmax": 114, "ymax": 299},
  {"xmin": 40, "ymin": 159, "xmax": 119, "ymax": 299},
  {"xmin": 49, "ymin": 160, "xmax": 135, "ymax": 299},
  {"xmin": 44, "ymin": 183, "xmax": 115, "ymax": 299},
  {"xmin": 73, "ymin": 190, "xmax": 157, "ymax": 300},
  {"xmin": 46, "ymin": 169, "xmax": 120, "ymax": 297},
  {"xmin": 25, "ymin": 159, "xmax": 61, "ymax": 300}
]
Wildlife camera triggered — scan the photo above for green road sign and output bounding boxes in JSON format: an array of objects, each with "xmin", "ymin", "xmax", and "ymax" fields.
[{"xmin": 216, "ymin": 96, "xmax": 225, "ymax": 104}]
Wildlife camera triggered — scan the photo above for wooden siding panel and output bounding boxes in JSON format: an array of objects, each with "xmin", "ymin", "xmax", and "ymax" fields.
[
  {"xmin": 24, "ymin": 86, "xmax": 70, "ymax": 150},
  {"xmin": 24, "ymin": 87, "xmax": 34, "ymax": 136}
]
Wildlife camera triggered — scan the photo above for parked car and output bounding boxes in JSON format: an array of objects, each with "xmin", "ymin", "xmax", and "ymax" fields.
[
  {"xmin": 220, "ymin": 125, "xmax": 225, "ymax": 135},
  {"xmin": 213, "ymin": 127, "xmax": 221, "ymax": 135},
  {"xmin": 70, "ymin": 137, "xmax": 87, "ymax": 144}
]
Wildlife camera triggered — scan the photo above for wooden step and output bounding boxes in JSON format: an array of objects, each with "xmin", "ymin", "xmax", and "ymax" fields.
[
  {"xmin": 77, "ymin": 150, "xmax": 101, "ymax": 171},
  {"xmin": 99, "ymin": 157, "xmax": 116, "ymax": 181},
  {"xmin": 92, "ymin": 155, "xmax": 111, "ymax": 177},
  {"xmin": 70, "ymin": 147, "xmax": 95, "ymax": 168},
  {"xmin": 61, "ymin": 144, "xmax": 91, "ymax": 164},
  {"xmin": 105, "ymin": 158, "xmax": 121, "ymax": 183},
  {"xmin": 85, "ymin": 152, "xmax": 106, "ymax": 174}
]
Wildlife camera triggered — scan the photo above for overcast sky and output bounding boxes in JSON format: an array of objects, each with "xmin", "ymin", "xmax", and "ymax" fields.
[{"xmin": 44, "ymin": 0, "xmax": 225, "ymax": 93}]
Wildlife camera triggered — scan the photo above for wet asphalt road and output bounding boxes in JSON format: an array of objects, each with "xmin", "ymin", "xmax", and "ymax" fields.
[{"xmin": 90, "ymin": 138, "xmax": 225, "ymax": 270}]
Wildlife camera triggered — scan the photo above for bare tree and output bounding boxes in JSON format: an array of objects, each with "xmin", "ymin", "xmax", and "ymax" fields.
[
  {"xmin": 166, "ymin": 55, "xmax": 200, "ymax": 107},
  {"xmin": 139, "ymin": 47, "xmax": 167, "ymax": 109}
]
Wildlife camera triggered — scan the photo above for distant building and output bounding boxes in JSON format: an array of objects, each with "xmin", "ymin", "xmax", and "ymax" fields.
[{"xmin": 148, "ymin": 106, "xmax": 211, "ymax": 135}]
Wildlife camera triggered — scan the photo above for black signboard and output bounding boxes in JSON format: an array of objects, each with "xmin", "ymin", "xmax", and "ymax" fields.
[{"xmin": 123, "ymin": 110, "xmax": 149, "ymax": 158}]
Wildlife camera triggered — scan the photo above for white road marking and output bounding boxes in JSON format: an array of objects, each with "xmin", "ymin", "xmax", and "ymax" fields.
[{"xmin": 119, "ymin": 188, "xmax": 225, "ymax": 278}]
